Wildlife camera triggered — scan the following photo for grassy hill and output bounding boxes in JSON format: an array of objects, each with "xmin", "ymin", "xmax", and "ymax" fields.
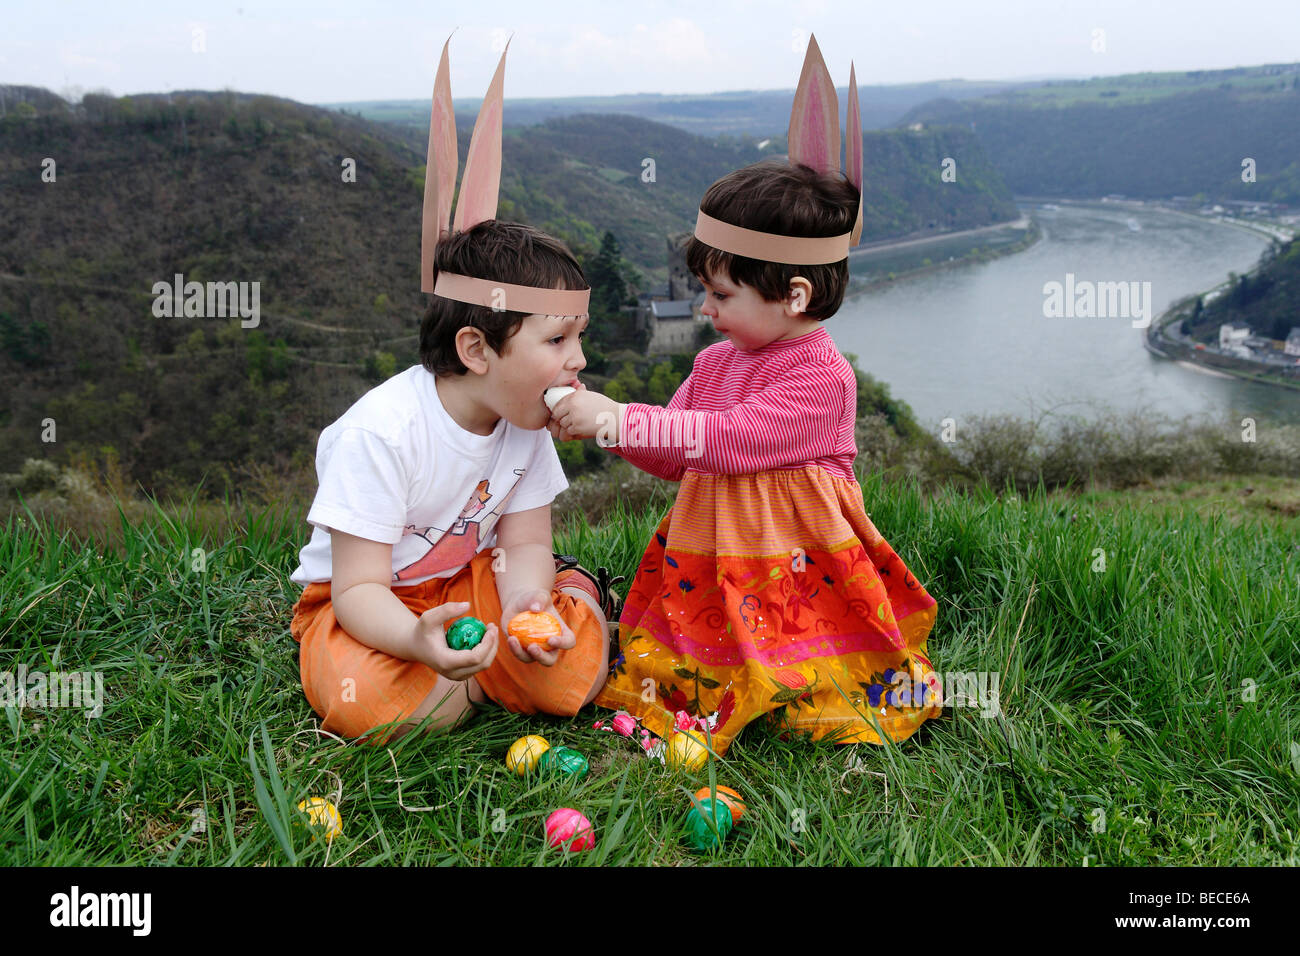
[
  {"xmin": 899, "ymin": 64, "xmax": 1300, "ymax": 204},
  {"xmin": 1, "ymin": 468, "xmax": 1295, "ymax": 866}
]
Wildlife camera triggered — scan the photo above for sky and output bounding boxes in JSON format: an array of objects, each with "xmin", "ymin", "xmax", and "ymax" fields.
[{"xmin": 4, "ymin": 0, "xmax": 1299, "ymax": 104}]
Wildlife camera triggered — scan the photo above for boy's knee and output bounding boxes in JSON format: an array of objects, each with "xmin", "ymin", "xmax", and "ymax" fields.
[
  {"xmin": 560, "ymin": 586, "xmax": 607, "ymax": 636},
  {"xmin": 558, "ymin": 585, "xmax": 610, "ymax": 704}
]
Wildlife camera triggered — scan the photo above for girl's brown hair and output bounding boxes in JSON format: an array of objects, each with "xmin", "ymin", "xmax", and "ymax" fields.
[
  {"xmin": 420, "ymin": 220, "xmax": 587, "ymax": 376},
  {"xmin": 685, "ymin": 159, "xmax": 859, "ymax": 320}
]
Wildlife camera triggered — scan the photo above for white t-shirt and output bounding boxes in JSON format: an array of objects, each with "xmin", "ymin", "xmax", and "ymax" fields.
[{"xmin": 289, "ymin": 364, "xmax": 568, "ymax": 587}]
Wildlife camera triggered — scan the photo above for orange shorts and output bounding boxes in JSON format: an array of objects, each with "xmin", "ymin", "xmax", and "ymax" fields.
[{"xmin": 289, "ymin": 549, "xmax": 606, "ymax": 741}]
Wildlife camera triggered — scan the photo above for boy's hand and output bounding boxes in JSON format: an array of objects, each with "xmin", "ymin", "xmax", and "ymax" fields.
[
  {"xmin": 500, "ymin": 589, "xmax": 576, "ymax": 666},
  {"xmin": 550, "ymin": 388, "xmax": 623, "ymax": 445},
  {"xmin": 411, "ymin": 601, "xmax": 499, "ymax": 680}
]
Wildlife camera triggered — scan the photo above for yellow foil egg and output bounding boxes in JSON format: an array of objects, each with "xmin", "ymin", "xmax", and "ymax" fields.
[
  {"xmin": 665, "ymin": 731, "xmax": 710, "ymax": 771},
  {"xmin": 297, "ymin": 797, "xmax": 342, "ymax": 842},
  {"xmin": 506, "ymin": 734, "xmax": 551, "ymax": 775}
]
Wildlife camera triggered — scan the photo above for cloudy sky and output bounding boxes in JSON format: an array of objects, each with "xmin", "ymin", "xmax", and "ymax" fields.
[{"xmin": 5, "ymin": 0, "xmax": 1299, "ymax": 104}]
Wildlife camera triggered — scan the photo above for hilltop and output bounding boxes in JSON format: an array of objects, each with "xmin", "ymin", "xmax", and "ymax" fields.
[{"xmin": 321, "ymin": 77, "xmax": 1037, "ymax": 137}]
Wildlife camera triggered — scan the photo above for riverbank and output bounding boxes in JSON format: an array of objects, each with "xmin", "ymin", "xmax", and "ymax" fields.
[
  {"xmin": 1140, "ymin": 219, "xmax": 1300, "ymax": 392},
  {"xmin": 1014, "ymin": 195, "xmax": 1299, "ymax": 245},
  {"xmin": 1021, "ymin": 197, "xmax": 1300, "ymax": 391},
  {"xmin": 1145, "ymin": 292, "xmax": 1300, "ymax": 392},
  {"xmin": 845, "ymin": 212, "xmax": 1040, "ymax": 297}
]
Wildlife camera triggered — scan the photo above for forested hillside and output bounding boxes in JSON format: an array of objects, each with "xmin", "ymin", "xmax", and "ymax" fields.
[
  {"xmin": 0, "ymin": 87, "xmax": 1016, "ymax": 500},
  {"xmin": 1184, "ymin": 238, "xmax": 1300, "ymax": 344},
  {"xmin": 900, "ymin": 66, "xmax": 1300, "ymax": 203}
]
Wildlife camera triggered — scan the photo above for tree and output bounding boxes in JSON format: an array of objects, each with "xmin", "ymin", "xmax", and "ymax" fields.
[
  {"xmin": 1233, "ymin": 273, "xmax": 1250, "ymax": 306},
  {"xmin": 647, "ymin": 361, "xmax": 682, "ymax": 405},
  {"xmin": 606, "ymin": 361, "xmax": 644, "ymax": 404},
  {"xmin": 0, "ymin": 312, "xmax": 52, "ymax": 365},
  {"xmin": 584, "ymin": 231, "xmax": 647, "ymax": 352},
  {"xmin": 587, "ymin": 231, "xmax": 628, "ymax": 316},
  {"xmin": 364, "ymin": 351, "xmax": 397, "ymax": 382}
]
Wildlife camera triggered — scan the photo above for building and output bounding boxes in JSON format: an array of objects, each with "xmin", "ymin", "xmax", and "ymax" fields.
[
  {"xmin": 1285, "ymin": 328, "xmax": 1300, "ymax": 357},
  {"xmin": 646, "ymin": 298, "xmax": 704, "ymax": 352},
  {"xmin": 1219, "ymin": 322, "xmax": 1252, "ymax": 350},
  {"xmin": 639, "ymin": 232, "xmax": 708, "ymax": 354}
]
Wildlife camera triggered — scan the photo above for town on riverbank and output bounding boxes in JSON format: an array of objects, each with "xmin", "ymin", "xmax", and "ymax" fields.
[{"xmin": 1106, "ymin": 197, "xmax": 1300, "ymax": 391}]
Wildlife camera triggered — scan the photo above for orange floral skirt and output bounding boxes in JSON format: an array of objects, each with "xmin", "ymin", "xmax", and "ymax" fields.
[{"xmin": 593, "ymin": 466, "xmax": 941, "ymax": 756}]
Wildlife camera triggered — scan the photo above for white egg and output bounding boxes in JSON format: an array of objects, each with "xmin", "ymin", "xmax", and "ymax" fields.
[{"xmin": 544, "ymin": 386, "xmax": 576, "ymax": 411}]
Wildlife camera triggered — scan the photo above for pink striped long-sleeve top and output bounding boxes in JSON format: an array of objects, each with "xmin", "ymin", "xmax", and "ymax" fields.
[{"xmin": 613, "ymin": 327, "xmax": 858, "ymax": 481}]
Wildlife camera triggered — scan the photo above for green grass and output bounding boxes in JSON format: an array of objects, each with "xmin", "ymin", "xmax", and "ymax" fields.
[{"xmin": 1, "ymin": 470, "xmax": 1297, "ymax": 866}]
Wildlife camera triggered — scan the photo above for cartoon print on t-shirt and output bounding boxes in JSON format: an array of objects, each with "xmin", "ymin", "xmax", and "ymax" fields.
[{"xmin": 393, "ymin": 469, "xmax": 526, "ymax": 581}]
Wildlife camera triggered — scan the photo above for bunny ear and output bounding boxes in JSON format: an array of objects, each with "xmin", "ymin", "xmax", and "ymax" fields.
[
  {"xmin": 452, "ymin": 38, "xmax": 508, "ymax": 232},
  {"xmin": 422, "ymin": 36, "xmax": 458, "ymax": 293},
  {"xmin": 845, "ymin": 61, "xmax": 864, "ymax": 245},
  {"xmin": 788, "ymin": 33, "xmax": 839, "ymax": 176}
]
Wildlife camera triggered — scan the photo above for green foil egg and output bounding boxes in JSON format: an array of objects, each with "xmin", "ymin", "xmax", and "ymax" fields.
[
  {"xmin": 537, "ymin": 746, "xmax": 589, "ymax": 778},
  {"xmin": 446, "ymin": 616, "xmax": 486, "ymax": 651},
  {"xmin": 685, "ymin": 797, "xmax": 733, "ymax": 851}
]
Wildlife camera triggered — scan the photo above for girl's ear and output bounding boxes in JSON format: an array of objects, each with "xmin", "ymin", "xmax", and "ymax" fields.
[
  {"xmin": 787, "ymin": 276, "xmax": 813, "ymax": 315},
  {"xmin": 456, "ymin": 326, "xmax": 491, "ymax": 374}
]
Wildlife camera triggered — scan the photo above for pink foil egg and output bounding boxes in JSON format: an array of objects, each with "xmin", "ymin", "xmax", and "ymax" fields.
[{"xmin": 544, "ymin": 808, "xmax": 595, "ymax": 852}]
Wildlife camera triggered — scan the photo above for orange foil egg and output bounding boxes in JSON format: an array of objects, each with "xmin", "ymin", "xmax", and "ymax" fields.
[
  {"xmin": 693, "ymin": 785, "xmax": 746, "ymax": 825},
  {"xmin": 508, "ymin": 611, "xmax": 561, "ymax": 648}
]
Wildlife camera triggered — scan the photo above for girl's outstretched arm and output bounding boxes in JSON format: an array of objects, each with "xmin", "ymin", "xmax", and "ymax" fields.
[
  {"xmin": 551, "ymin": 373, "xmax": 697, "ymax": 482},
  {"xmin": 606, "ymin": 371, "xmax": 696, "ymax": 481},
  {"xmin": 616, "ymin": 359, "xmax": 853, "ymax": 476}
]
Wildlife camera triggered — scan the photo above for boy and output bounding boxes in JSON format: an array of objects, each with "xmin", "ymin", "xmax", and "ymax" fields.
[{"xmin": 289, "ymin": 220, "xmax": 612, "ymax": 743}]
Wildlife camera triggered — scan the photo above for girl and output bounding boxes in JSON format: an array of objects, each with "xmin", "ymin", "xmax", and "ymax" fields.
[
  {"xmin": 551, "ymin": 199, "xmax": 943, "ymax": 758},
  {"xmin": 551, "ymin": 37, "xmax": 942, "ymax": 756}
]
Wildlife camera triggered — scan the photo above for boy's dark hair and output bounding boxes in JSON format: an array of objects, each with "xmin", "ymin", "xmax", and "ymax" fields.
[
  {"xmin": 420, "ymin": 220, "xmax": 587, "ymax": 376},
  {"xmin": 685, "ymin": 159, "xmax": 859, "ymax": 320}
]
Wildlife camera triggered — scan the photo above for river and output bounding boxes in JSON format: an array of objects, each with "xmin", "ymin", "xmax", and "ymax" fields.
[{"xmin": 829, "ymin": 203, "xmax": 1299, "ymax": 430}]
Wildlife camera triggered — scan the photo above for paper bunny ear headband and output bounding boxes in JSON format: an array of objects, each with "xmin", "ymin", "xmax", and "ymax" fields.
[
  {"xmin": 422, "ymin": 36, "xmax": 590, "ymax": 317},
  {"xmin": 693, "ymin": 33, "xmax": 864, "ymax": 265}
]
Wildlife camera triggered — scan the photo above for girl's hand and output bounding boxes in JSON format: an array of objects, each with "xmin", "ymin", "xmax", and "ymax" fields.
[
  {"xmin": 499, "ymin": 589, "xmax": 576, "ymax": 666},
  {"xmin": 411, "ymin": 601, "xmax": 499, "ymax": 679},
  {"xmin": 552, "ymin": 389, "xmax": 622, "ymax": 444},
  {"xmin": 546, "ymin": 380, "xmax": 587, "ymax": 442}
]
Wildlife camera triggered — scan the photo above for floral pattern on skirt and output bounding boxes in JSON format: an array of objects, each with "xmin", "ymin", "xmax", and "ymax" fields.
[{"xmin": 594, "ymin": 466, "xmax": 942, "ymax": 755}]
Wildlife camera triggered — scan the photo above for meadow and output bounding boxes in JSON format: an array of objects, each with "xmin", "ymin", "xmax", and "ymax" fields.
[{"xmin": 2, "ymin": 461, "xmax": 1296, "ymax": 865}]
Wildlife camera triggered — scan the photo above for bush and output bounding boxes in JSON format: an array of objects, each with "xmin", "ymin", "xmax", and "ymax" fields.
[
  {"xmin": 552, "ymin": 458, "xmax": 675, "ymax": 527},
  {"xmin": 364, "ymin": 351, "xmax": 397, "ymax": 382},
  {"xmin": 0, "ymin": 458, "xmax": 61, "ymax": 497}
]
